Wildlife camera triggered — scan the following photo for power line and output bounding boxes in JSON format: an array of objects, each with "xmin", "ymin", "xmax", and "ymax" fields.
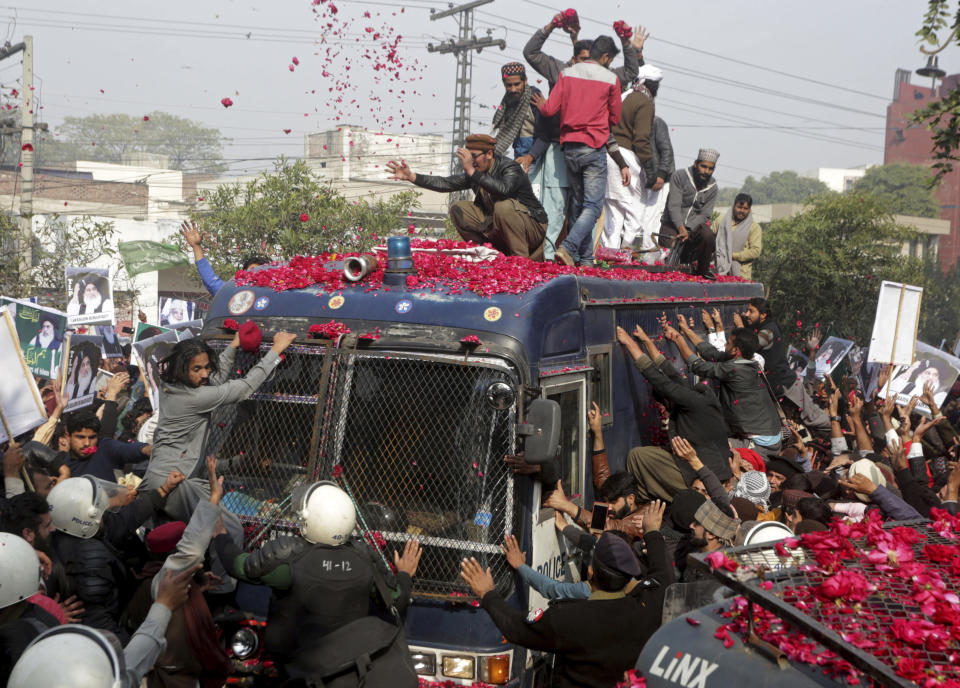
[{"xmin": 513, "ymin": 0, "xmax": 889, "ymax": 101}]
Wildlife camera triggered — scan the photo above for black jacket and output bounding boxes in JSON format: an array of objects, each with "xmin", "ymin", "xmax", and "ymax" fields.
[
  {"xmin": 413, "ymin": 155, "xmax": 549, "ymax": 224},
  {"xmin": 650, "ymin": 116, "xmax": 675, "ymax": 183},
  {"xmin": 635, "ymin": 354, "xmax": 732, "ymax": 482},
  {"xmin": 480, "ymin": 531, "xmax": 672, "ymax": 688},
  {"xmin": 52, "ymin": 489, "xmax": 165, "ymax": 642}
]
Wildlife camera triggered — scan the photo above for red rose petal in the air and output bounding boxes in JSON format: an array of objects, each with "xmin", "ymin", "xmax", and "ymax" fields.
[
  {"xmin": 143, "ymin": 115, "xmax": 150, "ymax": 121},
  {"xmin": 292, "ymin": 56, "xmax": 300, "ymax": 65},
  {"xmin": 300, "ymin": 213, "xmax": 310, "ymax": 222},
  {"xmin": 220, "ymin": 97, "xmax": 234, "ymax": 108},
  {"xmin": 21, "ymin": 143, "xmax": 33, "ymax": 151}
]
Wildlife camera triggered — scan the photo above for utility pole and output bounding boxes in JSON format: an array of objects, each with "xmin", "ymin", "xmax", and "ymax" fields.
[
  {"xmin": 0, "ymin": 37, "xmax": 32, "ymax": 283},
  {"xmin": 427, "ymin": 0, "xmax": 505, "ymax": 188}
]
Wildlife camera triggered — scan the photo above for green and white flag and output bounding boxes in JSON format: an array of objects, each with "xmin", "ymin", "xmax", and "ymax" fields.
[{"xmin": 118, "ymin": 240, "xmax": 190, "ymax": 277}]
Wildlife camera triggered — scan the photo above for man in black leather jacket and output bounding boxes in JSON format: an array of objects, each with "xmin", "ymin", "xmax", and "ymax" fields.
[{"xmin": 387, "ymin": 134, "xmax": 547, "ymax": 259}]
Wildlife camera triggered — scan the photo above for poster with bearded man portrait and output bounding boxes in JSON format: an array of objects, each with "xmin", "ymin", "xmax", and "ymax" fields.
[
  {"xmin": 66, "ymin": 267, "xmax": 114, "ymax": 326},
  {"xmin": 63, "ymin": 335, "xmax": 103, "ymax": 411},
  {"xmin": 0, "ymin": 297, "xmax": 67, "ymax": 379}
]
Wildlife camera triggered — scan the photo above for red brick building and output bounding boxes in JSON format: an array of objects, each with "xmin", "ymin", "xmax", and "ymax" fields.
[{"xmin": 884, "ymin": 68, "xmax": 960, "ymax": 271}]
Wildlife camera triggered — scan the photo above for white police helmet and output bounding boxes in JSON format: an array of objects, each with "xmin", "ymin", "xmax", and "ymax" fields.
[
  {"xmin": 0, "ymin": 533, "xmax": 42, "ymax": 610},
  {"xmin": 296, "ymin": 481, "xmax": 356, "ymax": 546},
  {"xmin": 8, "ymin": 624, "xmax": 125, "ymax": 688},
  {"xmin": 47, "ymin": 476, "xmax": 127, "ymax": 539}
]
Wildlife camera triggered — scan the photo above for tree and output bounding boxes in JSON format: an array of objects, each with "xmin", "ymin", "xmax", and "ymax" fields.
[
  {"xmin": 917, "ymin": 256, "xmax": 960, "ymax": 346},
  {"xmin": 43, "ymin": 112, "xmax": 227, "ymax": 173},
  {"xmin": 0, "ymin": 213, "xmax": 120, "ymax": 309},
  {"xmin": 740, "ymin": 171, "xmax": 830, "ymax": 204},
  {"xmin": 716, "ymin": 187, "xmax": 741, "ymax": 207},
  {"xmin": 910, "ymin": 1, "xmax": 960, "ymax": 180},
  {"xmin": 754, "ymin": 193, "xmax": 925, "ymax": 344},
  {"xmin": 185, "ymin": 157, "xmax": 421, "ymax": 278},
  {"xmin": 850, "ymin": 164, "xmax": 941, "ymax": 217}
]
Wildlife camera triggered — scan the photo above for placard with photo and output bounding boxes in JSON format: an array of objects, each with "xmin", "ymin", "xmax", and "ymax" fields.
[
  {"xmin": 787, "ymin": 346, "xmax": 809, "ymax": 379},
  {"xmin": 66, "ymin": 267, "xmax": 114, "ymax": 326},
  {"xmin": 96, "ymin": 324, "xmax": 124, "ymax": 358},
  {"xmin": 160, "ymin": 297, "xmax": 196, "ymax": 327},
  {"xmin": 884, "ymin": 341, "xmax": 960, "ymax": 415},
  {"xmin": 813, "ymin": 336, "xmax": 855, "ymax": 378},
  {"xmin": 133, "ymin": 330, "xmax": 181, "ymax": 411},
  {"xmin": 63, "ymin": 334, "xmax": 104, "ymax": 411},
  {"xmin": 0, "ymin": 297, "xmax": 67, "ymax": 379}
]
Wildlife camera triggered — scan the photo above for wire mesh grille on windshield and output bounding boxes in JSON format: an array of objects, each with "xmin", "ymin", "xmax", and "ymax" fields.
[
  {"xmin": 204, "ymin": 340, "xmax": 519, "ymax": 601},
  {"xmin": 689, "ymin": 519, "xmax": 960, "ymax": 687}
]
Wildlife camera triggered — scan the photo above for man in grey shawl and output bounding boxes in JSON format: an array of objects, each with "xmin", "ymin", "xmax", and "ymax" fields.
[
  {"xmin": 140, "ymin": 329, "xmax": 297, "ymax": 589},
  {"xmin": 491, "ymin": 62, "xmax": 540, "ymax": 159},
  {"xmin": 715, "ymin": 193, "xmax": 763, "ymax": 280}
]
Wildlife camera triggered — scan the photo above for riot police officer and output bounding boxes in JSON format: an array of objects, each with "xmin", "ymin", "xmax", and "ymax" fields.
[{"xmin": 213, "ymin": 480, "xmax": 422, "ymax": 687}]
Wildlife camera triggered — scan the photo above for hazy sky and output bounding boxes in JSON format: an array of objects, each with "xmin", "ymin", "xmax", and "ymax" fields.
[{"xmin": 6, "ymin": 0, "xmax": 958, "ymax": 188}]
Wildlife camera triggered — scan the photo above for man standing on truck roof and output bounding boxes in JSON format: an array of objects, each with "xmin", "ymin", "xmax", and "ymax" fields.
[
  {"xmin": 522, "ymin": 12, "xmax": 644, "ymax": 92},
  {"xmin": 541, "ymin": 35, "xmax": 625, "ymax": 267},
  {"xmin": 601, "ymin": 66, "xmax": 657, "ymax": 252},
  {"xmin": 461, "ymin": 508, "xmax": 673, "ymax": 688},
  {"xmin": 658, "ymin": 149, "xmax": 720, "ymax": 280},
  {"xmin": 386, "ymin": 134, "xmax": 548, "ymax": 259}
]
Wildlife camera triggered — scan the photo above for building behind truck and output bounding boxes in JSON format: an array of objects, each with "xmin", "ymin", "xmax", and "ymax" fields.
[{"xmin": 203, "ymin": 240, "xmax": 762, "ymax": 685}]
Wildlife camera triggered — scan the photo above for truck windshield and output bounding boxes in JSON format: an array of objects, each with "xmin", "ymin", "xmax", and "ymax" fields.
[{"xmin": 204, "ymin": 340, "xmax": 520, "ymax": 600}]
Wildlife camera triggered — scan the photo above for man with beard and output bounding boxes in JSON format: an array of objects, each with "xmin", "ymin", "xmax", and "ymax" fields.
[
  {"xmin": 67, "ymin": 349, "xmax": 97, "ymax": 400},
  {"xmin": 387, "ymin": 135, "xmax": 548, "ymax": 258},
  {"xmin": 1, "ymin": 492, "xmax": 81, "ymax": 611},
  {"xmin": 492, "ymin": 62, "xmax": 541, "ymax": 160},
  {"xmin": 67, "ymin": 275, "xmax": 113, "ymax": 316},
  {"xmin": 28, "ymin": 316, "xmax": 62, "ymax": 351},
  {"xmin": 715, "ymin": 193, "xmax": 762, "ymax": 279},
  {"xmin": 659, "ymin": 149, "xmax": 720, "ymax": 279},
  {"xmin": 61, "ymin": 409, "xmax": 151, "ymax": 482},
  {"xmin": 680, "ymin": 500, "xmax": 740, "ymax": 582}
]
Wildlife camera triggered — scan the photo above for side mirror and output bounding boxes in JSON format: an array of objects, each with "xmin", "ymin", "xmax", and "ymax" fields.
[{"xmin": 520, "ymin": 398, "xmax": 560, "ymax": 465}]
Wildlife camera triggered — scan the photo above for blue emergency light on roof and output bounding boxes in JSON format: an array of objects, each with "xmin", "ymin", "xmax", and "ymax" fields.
[{"xmin": 386, "ymin": 236, "xmax": 414, "ymax": 271}]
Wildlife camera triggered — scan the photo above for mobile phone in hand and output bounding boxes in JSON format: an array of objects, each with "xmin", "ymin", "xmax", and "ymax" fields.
[{"xmin": 590, "ymin": 503, "xmax": 610, "ymax": 533}]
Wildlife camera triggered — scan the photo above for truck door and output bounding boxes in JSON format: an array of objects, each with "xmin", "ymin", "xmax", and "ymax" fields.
[{"xmin": 527, "ymin": 374, "xmax": 587, "ymax": 613}]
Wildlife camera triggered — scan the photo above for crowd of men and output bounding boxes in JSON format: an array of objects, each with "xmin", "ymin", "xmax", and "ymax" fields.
[
  {"xmin": 1, "ymin": 10, "xmax": 959, "ymax": 688},
  {"xmin": 388, "ymin": 13, "xmax": 762, "ymax": 280}
]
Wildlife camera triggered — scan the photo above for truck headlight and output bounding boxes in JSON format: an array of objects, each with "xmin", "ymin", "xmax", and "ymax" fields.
[
  {"xmin": 479, "ymin": 654, "xmax": 510, "ymax": 684},
  {"xmin": 410, "ymin": 651, "xmax": 436, "ymax": 676},
  {"xmin": 230, "ymin": 628, "xmax": 259, "ymax": 659},
  {"xmin": 441, "ymin": 654, "xmax": 475, "ymax": 679}
]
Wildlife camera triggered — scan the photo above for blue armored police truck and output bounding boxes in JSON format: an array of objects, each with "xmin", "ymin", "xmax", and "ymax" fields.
[{"xmin": 200, "ymin": 244, "xmax": 763, "ymax": 686}]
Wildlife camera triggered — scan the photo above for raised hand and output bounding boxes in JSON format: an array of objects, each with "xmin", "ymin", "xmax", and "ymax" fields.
[
  {"xmin": 500, "ymin": 534, "xmax": 527, "ymax": 570},
  {"xmin": 394, "ymin": 539, "xmax": 423, "ymax": 577},
  {"xmin": 460, "ymin": 557, "xmax": 496, "ymax": 597}
]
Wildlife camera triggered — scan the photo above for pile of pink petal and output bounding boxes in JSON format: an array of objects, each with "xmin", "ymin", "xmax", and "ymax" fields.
[
  {"xmin": 308, "ymin": 320, "xmax": 351, "ymax": 340},
  {"xmin": 709, "ymin": 509, "xmax": 960, "ymax": 686},
  {"xmin": 233, "ymin": 239, "xmax": 744, "ymax": 299}
]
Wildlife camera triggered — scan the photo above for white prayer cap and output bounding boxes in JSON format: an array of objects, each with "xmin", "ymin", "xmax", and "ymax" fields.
[{"xmin": 635, "ymin": 64, "xmax": 663, "ymax": 82}]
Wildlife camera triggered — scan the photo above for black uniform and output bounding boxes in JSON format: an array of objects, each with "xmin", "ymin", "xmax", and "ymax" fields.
[
  {"xmin": 52, "ymin": 489, "xmax": 165, "ymax": 642},
  {"xmin": 480, "ymin": 530, "xmax": 674, "ymax": 688},
  {"xmin": 215, "ymin": 533, "xmax": 417, "ymax": 688}
]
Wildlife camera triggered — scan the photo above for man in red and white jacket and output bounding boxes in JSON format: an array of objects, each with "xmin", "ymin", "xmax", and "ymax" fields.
[{"xmin": 540, "ymin": 35, "xmax": 624, "ymax": 266}]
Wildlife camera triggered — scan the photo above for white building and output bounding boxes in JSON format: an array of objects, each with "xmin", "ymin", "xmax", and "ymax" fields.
[
  {"xmin": 805, "ymin": 166, "xmax": 869, "ymax": 193},
  {"xmin": 305, "ymin": 125, "xmax": 449, "ymax": 181}
]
